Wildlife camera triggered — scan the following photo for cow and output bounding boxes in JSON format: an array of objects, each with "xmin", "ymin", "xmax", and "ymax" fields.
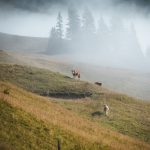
[
  {"xmin": 95, "ymin": 82, "xmax": 102, "ymax": 86},
  {"xmin": 71, "ymin": 69, "xmax": 80, "ymax": 79},
  {"xmin": 103, "ymin": 104, "xmax": 109, "ymax": 116}
]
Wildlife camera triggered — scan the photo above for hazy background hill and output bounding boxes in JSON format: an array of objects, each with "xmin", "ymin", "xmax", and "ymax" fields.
[
  {"xmin": 0, "ymin": 31, "xmax": 150, "ymax": 72},
  {"xmin": 0, "ymin": 32, "xmax": 48, "ymax": 52},
  {"xmin": 1, "ymin": 50, "xmax": 150, "ymax": 100}
]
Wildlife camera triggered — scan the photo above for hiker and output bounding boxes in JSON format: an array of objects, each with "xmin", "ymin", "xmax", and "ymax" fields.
[{"xmin": 103, "ymin": 104, "xmax": 109, "ymax": 116}]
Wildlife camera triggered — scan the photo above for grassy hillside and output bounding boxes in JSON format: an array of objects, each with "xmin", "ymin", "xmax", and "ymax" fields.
[
  {"xmin": 0, "ymin": 50, "xmax": 19, "ymax": 64},
  {"xmin": 0, "ymin": 82, "xmax": 150, "ymax": 150},
  {"xmin": 0, "ymin": 64, "xmax": 105, "ymax": 98},
  {"xmin": 0, "ymin": 63, "xmax": 150, "ymax": 144},
  {"xmin": 1, "ymin": 50, "xmax": 150, "ymax": 100},
  {"xmin": 57, "ymin": 95, "xmax": 150, "ymax": 143},
  {"xmin": 0, "ymin": 32, "xmax": 48, "ymax": 52},
  {"xmin": 0, "ymin": 97, "xmax": 106, "ymax": 150}
]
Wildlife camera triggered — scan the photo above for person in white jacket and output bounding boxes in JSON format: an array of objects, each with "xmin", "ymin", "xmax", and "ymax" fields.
[{"xmin": 104, "ymin": 104, "xmax": 109, "ymax": 116}]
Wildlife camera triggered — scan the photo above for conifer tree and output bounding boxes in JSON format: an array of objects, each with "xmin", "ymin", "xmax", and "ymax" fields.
[
  {"xmin": 82, "ymin": 7, "xmax": 95, "ymax": 36},
  {"xmin": 56, "ymin": 12, "xmax": 63, "ymax": 39},
  {"xmin": 66, "ymin": 7, "xmax": 80, "ymax": 40},
  {"xmin": 97, "ymin": 17, "xmax": 109, "ymax": 36},
  {"xmin": 50, "ymin": 27, "xmax": 58, "ymax": 39}
]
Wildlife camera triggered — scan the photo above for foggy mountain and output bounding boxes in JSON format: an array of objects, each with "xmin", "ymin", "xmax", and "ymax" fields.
[
  {"xmin": 45, "ymin": 8, "xmax": 149, "ymax": 72},
  {"xmin": 0, "ymin": 0, "xmax": 150, "ymax": 72},
  {"xmin": 0, "ymin": 32, "xmax": 48, "ymax": 52},
  {"xmin": 0, "ymin": 30, "xmax": 149, "ymax": 72}
]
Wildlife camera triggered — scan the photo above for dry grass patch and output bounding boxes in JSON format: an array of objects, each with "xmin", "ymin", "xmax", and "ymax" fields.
[
  {"xmin": 57, "ymin": 94, "xmax": 150, "ymax": 143},
  {"xmin": 0, "ymin": 82, "xmax": 150, "ymax": 150}
]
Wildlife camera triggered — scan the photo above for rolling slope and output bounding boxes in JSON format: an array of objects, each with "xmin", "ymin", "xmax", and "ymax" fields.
[{"xmin": 0, "ymin": 82, "xmax": 150, "ymax": 150}]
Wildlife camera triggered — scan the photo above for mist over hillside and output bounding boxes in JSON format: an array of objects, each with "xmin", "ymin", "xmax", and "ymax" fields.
[
  {"xmin": 0, "ymin": 50, "xmax": 149, "ymax": 100},
  {"xmin": 0, "ymin": 32, "xmax": 48, "ymax": 52},
  {"xmin": 0, "ymin": 1, "xmax": 150, "ymax": 149},
  {"xmin": 0, "ymin": 0, "xmax": 150, "ymax": 98},
  {"xmin": 0, "ymin": 0, "xmax": 150, "ymax": 72},
  {"xmin": 0, "ymin": 30, "xmax": 149, "ymax": 72},
  {"xmin": 45, "ymin": 8, "xmax": 149, "ymax": 72}
]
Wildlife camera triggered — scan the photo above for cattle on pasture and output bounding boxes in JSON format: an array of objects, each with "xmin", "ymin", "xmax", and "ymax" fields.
[
  {"xmin": 103, "ymin": 104, "xmax": 109, "ymax": 116},
  {"xmin": 71, "ymin": 69, "xmax": 80, "ymax": 79},
  {"xmin": 95, "ymin": 82, "xmax": 102, "ymax": 86}
]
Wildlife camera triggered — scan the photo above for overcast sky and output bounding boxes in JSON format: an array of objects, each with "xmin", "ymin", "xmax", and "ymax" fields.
[{"xmin": 0, "ymin": 0, "xmax": 150, "ymax": 53}]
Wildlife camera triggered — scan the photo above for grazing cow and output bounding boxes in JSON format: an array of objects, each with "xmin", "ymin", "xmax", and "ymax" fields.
[
  {"xmin": 95, "ymin": 82, "xmax": 102, "ymax": 86},
  {"xmin": 103, "ymin": 104, "xmax": 109, "ymax": 116},
  {"xmin": 71, "ymin": 69, "xmax": 80, "ymax": 79}
]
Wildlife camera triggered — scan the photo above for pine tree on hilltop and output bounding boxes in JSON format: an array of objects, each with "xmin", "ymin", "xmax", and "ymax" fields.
[
  {"xmin": 97, "ymin": 16, "xmax": 109, "ymax": 36},
  {"xmin": 47, "ymin": 12, "xmax": 64, "ymax": 54},
  {"xmin": 50, "ymin": 27, "xmax": 58, "ymax": 39},
  {"xmin": 96, "ymin": 16, "xmax": 110, "ymax": 55},
  {"xmin": 66, "ymin": 7, "xmax": 80, "ymax": 40},
  {"xmin": 82, "ymin": 7, "xmax": 95, "ymax": 37},
  {"xmin": 56, "ymin": 12, "xmax": 63, "ymax": 39}
]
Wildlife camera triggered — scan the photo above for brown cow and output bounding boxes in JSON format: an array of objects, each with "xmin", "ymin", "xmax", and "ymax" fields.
[
  {"xmin": 71, "ymin": 69, "xmax": 80, "ymax": 79},
  {"xmin": 95, "ymin": 82, "xmax": 102, "ymax": 86},
  {"xmin": 103, "ymin": 104, "xmax": 109, "ymax": 116}
]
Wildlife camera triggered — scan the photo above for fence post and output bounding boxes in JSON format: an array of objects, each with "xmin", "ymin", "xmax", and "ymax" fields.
[{"xmin": 57, "ymin": 139, "xmax": 61, "ymax": 150}]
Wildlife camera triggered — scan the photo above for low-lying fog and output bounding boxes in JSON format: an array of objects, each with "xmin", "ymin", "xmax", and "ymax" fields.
[{"xmin": 0, "ymin": 0, "xmax": 150, "ymax": 72}]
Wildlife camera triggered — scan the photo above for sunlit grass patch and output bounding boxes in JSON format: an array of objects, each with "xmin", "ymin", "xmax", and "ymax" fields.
[{"xmin": 0, "ymin": 82, "xmax": 149, "ymax": 150}]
